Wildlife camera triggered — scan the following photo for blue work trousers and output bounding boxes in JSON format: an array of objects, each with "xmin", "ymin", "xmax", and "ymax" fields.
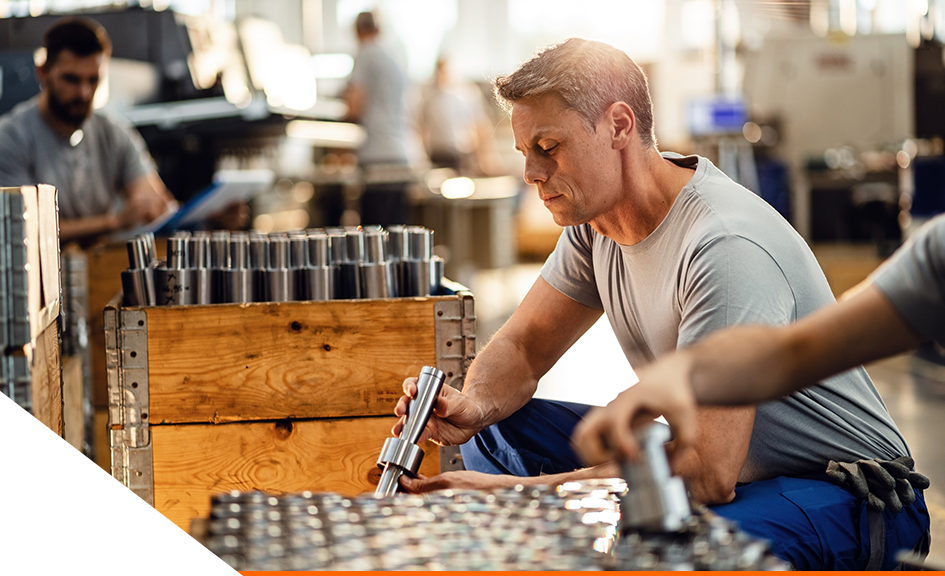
[{"xmin": 460, "ymin": 398, "xmax": 931, "ymax": 570}]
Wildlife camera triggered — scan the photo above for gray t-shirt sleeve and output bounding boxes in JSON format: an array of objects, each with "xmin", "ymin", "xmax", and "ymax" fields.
[
  {"xmin": 871, "ymin": 214, "xmax": 945, "ymax": 344},
  {"xmin": 106, "ymin": 115, "xmax": 154, "ymax": 190},
  {"xmin": 540, "ymin": 225, "xmax": 604, "ymax": 309},
  {"xmin": 677, "ymin": 234, "xmax": 796, "ymax": 348},
  {"xmin": 0, "ymin": 119, "xmax": 33, "ymax": 186}
]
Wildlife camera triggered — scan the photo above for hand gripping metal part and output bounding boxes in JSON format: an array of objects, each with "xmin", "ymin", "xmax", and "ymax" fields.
[
  {"xmin": 375, "ymin": 366, "xmax": 446, "ymax": 497},
  {"xmin": 619, "ymin": 423, "xmax": 692, "ymax": 533}
]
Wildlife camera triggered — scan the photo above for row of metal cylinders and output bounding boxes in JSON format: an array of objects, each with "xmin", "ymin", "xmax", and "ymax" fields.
[{"xmin": 121, "ymin": 226, "xmax": 443, "ymax": 307}]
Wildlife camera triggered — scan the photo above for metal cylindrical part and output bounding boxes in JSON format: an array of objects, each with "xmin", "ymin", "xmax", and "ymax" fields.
[
  {"xmin": 167, "ymin": 237, "xmax": 189, "ymax": 269},
  {"xmin": 266, "ymin": 237, "xmax": 291, "ymax": 301},
  {"xmin": 406, "ymin": 226, "xmax": 433, "ymax": 261},
  {"xmin": 344, "ymin": 227, "xmax": 365, "ymax": 263},
  {"xmin": 126, "ymin": 238, "xmax": 148, "ymax": 269},
  {"xmin": 269, "ymin": 237, "xmax": 289, "ymax": 269},
  {"xmin": 230, "ymin": 234, "xmax": 249, "ymax": 269},
  {"xmin": 431, "ymin": 255, "xmax": 444, "ymax": 296},
  {"xmin": 190, "ymin": 235, "xmax": 211, "ymax": 269},
  {"xmin": 143, "ymin": 233, "xmax": 157, "ymax": 266},
  {"xmin": 336, "ymin": 263, "xmax": 360, "ymax": 299},
  {"xmin": 363, "ymin": 228, "xmax": 388, "ymax": 264},
  {"xmin": 192, "ymin": 268, "xmax": 211, "ymax": 305},
  {"xmin": 375, "ymin": 366, "xmax": 446, "ymax": 497},
  {"xmin": 211, "ymin": 231, "xmax": 230, "ymax": 269},
  {"xmin": 289, "ymin": 236, "xmax": 308, "ymax": 268},
  {"xmin": 154, "ymin": 267, "xmax": 193, "ymax": 306},
  {"xmin": 326, "ymin": 228, "xmax": 347, "ymax": 265},
  {"xmin": 223, "ymin": 268, "xmax": 253, "ymax": 303},
  {"xmin": 307, "ymin": 233, "xmax": 329, "ymax": 267},
  {"xmin": 121, "ymin": 269, "xmax": 154, "ymax": 306},
  {"xmin": 386, "ymin": 225, "xmax": 407, "ymax": 262},
  {"xmin": 401, "ymin": 260, "xmax": 432, "ymax": 297},
  {"xmin": 359, "ymin": 262, "xmax": 393, "ymax": 299},
  {"xmin": 303, "ymin": 266, "xmax": 332, "ymax": 301},
  {"xmin": 401, "ymin": 366, "xmax": 446, "ymax": 445},
  {"xmin": 249, "ymin": 235, "xmax": 269, "ymax": 269},
  {"xmin": 618, "ymin": 424, "xmax": 692, "ymax": 533},
  {"xmin": 266, "ymin": 269, "xmax": 291, "ymax": 302}
]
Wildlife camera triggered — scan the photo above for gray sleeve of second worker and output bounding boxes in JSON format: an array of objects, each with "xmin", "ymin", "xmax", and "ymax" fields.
[
  {"xmin": 0, "ymin": 118, "xmax": 34, "ymax": 187},
  {"xmin": 105, "ymin": 116, "xmax": 154, "ymax": 189},
  {"xmin": 871, "ymin": 214, "xmax": 945, "ymax": 344}
]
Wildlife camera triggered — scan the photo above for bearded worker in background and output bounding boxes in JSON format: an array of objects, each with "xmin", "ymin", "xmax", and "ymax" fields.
[{"xmin": 0, "ymin": 17, "xmax": 171, "ymax": 242}]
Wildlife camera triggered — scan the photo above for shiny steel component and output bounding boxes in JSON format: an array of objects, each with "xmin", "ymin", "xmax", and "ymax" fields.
[
  {"xmin": 360, "ymin": 227, "xmax": 395, "ymax": 299},
  {"xmin": 203, "ymin": 481, "xmax": 790, "ymax": 572},
  {"xmin": 267, "ymin": 236, "xmax": 291, "ymax": 302},
  {"xmin": 304, "ymin": 232, "xmax": 333, "ymax": 301},
  {"xmin": 223, "ymin": 233, "xmax": 252, "ymax": 303},
  {"xmin": 402, "ymin": 226, "xmax": 433, "ymax": 297},
  {"xmin": 375, "ymin": 366, "xmax": 446, "ymax": 497},
  {"xmin": 619, "ymin": 424, "xmax": 692, "ymax": 533},
  {"xmin": 121, "ymin": 237, "xmax": 156, "ymax": 306},
  {"xmin": 155, "ymin": 236, "xmax": 193, "ymax": 305},
  {"xmin": 249, "ymin": 234, "xmax": 269, "ymax": 302},
  {"xmin": 327, "ymin": 228, "xmax": 359, "ymax": 299},
  {"xmin": 431, "ymin": 255, "xmax": 444, "ymax": 296},
  {"xmin": 190, "ymin": 233, "xmax": 212, "ymax": 304}
]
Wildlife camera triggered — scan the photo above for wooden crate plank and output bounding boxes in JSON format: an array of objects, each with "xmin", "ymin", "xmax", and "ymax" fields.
[
  {"xmin": 30, "ymin": 322, "xmax": 62, "ymax": 436},
  {"xmin": 87, "ymin": 243, "xmax": 134, "ymax": 408},
  {"xmin": 144, "ymin": 299, "xmax": 441, "ymax": 424},
  {"xmin": 62, "ymin": 355, "xmax": 84, "ymax": 450},
  {"xmin": 151, "ymin": 416, "xmax": 439, "ymax": 531}
]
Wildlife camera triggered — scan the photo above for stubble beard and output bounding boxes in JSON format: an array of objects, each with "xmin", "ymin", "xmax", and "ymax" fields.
[{"xmin": 46, "ymin": 87, "xmax": 92, "ymax": 128}]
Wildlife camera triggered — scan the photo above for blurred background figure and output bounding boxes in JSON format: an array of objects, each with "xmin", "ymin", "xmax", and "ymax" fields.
[
  {"xmin": 419, "ymin": 57, "xmax": 500, "ymax": 176},
  {"xmin": 0, "ymin": 17, "xmax": 172, "ymax": 245},
  {"xmin": 343, "ymin": 11, "xmax": 412, "ymax": 226}
]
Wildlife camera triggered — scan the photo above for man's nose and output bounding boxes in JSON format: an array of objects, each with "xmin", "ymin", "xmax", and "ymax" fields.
[
  {"xmin": 523, "ymin": 154, "xmax": 550, "ymax": 185},
  {"xmin": 80, "ymin": 82, "xmax": 95, "ymax": 101}
]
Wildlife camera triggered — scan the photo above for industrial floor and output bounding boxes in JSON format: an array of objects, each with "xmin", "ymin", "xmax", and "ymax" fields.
[{"xmin": 467, "ymin": 257, "xmax": 945, "ymax": 564}]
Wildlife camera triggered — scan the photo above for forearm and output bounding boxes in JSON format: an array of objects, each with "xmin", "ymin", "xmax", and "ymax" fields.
[
  {"xmin": 59, "ymin": 214, "xmax": 119, "ymax": 242},
  {"xmin": 461, "ymin": 333, "xmax": 543, "ymax": 428},
  {"xmin": 668, "ymin": 406, "xmax": 754, "ymax": 504},
  {"xmin": 688, "ymin": 286, "xmax": 925, "ymax": 406}
]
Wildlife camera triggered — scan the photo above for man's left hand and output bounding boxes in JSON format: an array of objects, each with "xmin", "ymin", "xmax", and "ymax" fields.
[{"xmin": 399, "ymin": 471, "xmax": 534, "ymax": 494}]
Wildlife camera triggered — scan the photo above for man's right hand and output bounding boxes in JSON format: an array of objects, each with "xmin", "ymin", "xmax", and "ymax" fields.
[{"xmin": 392, "ymin": 377, "xmax": 487, "ymax": 446}]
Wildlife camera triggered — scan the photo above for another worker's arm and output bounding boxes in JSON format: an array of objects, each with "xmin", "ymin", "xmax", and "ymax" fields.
[
  {"xmin": 59, "ymin": 172, "xmax": 172, "ymax": 242},
  {"xmin": 573, "ymin": 284, "xmax": 925, "ymax": 466}
]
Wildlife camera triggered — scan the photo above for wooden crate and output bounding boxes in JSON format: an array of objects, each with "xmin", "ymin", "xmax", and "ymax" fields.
[
  {"xmin": 105, "ymin": 292, "xmax": 476, "ymax": 530},
  {"xmin": 2, "ymin": 185, "xmax": 62, "ymax": 435}
]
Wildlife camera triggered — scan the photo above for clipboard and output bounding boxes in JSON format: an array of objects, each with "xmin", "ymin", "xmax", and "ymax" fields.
[{"xmin": 150, "ymin": 169, "xmax": 275, "ymax": 235}]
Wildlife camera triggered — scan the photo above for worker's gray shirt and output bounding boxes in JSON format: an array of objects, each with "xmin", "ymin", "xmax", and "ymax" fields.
[
  {"xmin": 0, "ymin": 97, "xmax": 152, "ymax": 220},
  {"xmin": 349, "ymin": 41, "xmax": 409, "ymax": 166},
  {"xmin": 872, "ymin": 213, "xmax": 945, "ymax": 345},
  {"xmin": 542, "ymin": 153, "xmax": 909, "ymax": 482}
]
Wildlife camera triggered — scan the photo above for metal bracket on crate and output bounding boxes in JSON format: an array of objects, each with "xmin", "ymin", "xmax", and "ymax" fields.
[
  {"xmin": 433, "ymin": 291, "xmax": 476, "ymax": 393},
  {"xmin": 105, "ymin": 300, "xmax": 153, "ymax": 506},
  {"xmin": 434, "ymin": 292, "xmax": 476, "ymax": 474}
]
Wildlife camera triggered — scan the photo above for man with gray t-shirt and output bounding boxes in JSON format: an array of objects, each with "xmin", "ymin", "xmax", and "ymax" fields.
[
  {"xmin": 391, "ymin": 39, "xmax": 929, "ymax": 569},
  {"xmin": 0, "ymin": 17, "xmax": 171, "ymax": 243}
]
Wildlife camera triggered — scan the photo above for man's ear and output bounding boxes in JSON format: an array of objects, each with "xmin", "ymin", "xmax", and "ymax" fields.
[
  {"xmin": 608, "ymin": 102, "xmax": 635, "ymax": 150},
  {"xmin": 35, "ymin": 63, "xmax": 49, "ymax": 87}
]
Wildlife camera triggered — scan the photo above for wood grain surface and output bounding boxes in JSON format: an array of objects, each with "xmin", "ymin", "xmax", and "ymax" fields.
[
  {"xmin": 62, "ymin": 355, "xmax": 84, "ymax": 450},
  {"xmin": 144, "ymin": 298, "xmax": 443, "ymax": 424},
  {"xmin": 30, "ymin": 322, "xmax": 62, "ymax": 436},
  {"xmin": 151, "ymin": 416, "xmax": 439, "ymax": 530}
]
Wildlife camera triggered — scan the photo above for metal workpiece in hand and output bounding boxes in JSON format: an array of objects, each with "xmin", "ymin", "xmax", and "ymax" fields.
[
  {"xmin": 375, "ymin": 366, "xmax": 446, "ymax": 497},
  {"xmin": 619, "ymin": 424, "xmax": 692, "ymax": 533}
]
